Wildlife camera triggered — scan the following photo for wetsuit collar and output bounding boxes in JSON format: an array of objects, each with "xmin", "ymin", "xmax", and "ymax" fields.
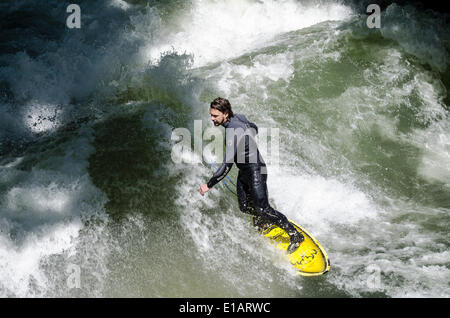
[{"xmin": 223, "ymin": 116, "xmax": 233, "ymax": 128}]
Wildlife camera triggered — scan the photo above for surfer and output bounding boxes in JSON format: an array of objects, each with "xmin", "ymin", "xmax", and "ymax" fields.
[{"xmin": 199, "ymin": 97, "xmax": 304, "ymax": 253}]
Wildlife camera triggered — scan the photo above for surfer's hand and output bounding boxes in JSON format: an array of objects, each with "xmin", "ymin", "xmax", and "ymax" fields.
[{"xmin": 200, "ymin": 184, "xmax": 210, "ymax": 196}]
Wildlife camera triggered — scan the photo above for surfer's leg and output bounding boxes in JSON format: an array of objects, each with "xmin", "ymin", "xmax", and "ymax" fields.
[
  {"xmin": 249, "ymin": 168, "xmax": 304, "ymax": 252},
  {"xmin": 237, "ymin": 170, "xmax": 270, "ymax": 230},
  {"xmin": 248, "ymin": 169, "xmax": 287, "ymax": 226},
  {"xmin": 236, "ymin": 170, "xmax": 255, "ymax": 215}
]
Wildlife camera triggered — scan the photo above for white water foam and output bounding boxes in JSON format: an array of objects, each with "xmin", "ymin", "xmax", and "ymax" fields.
[
  {"xmin": 0, "ymin": 220, "xmax": 81, "ymax": 297},
  {"xmin": 141, "ymin": 0, "xmax": 354, "ymax": 67},
  {"xmin": 0, "ymin": 125, "xmax": 108, "ymax": 297},
  {"xmin": 415, "ymin": 121, "xmax": 450, "ymax": 186}
]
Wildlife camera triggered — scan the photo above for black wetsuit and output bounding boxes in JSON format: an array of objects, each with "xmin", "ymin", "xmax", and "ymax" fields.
[{"xmin": 207, "ymin": 114, "xmax": 302, "ymax": 245}]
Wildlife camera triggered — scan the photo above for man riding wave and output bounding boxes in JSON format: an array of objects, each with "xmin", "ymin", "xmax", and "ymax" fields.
[{"xmin": 200, "ymin": 97, "xmax": 304, "ymax": 254}]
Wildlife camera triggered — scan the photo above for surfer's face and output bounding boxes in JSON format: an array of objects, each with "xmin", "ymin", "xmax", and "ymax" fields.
[{"xmin": 210, "ymin": 108, "xmax": 228, "ymax": 126}]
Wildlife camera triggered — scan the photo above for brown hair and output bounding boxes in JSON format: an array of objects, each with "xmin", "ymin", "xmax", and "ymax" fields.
[{"xmin": 210, "ymin": 97, "xmax": 234, "ymax": 117}]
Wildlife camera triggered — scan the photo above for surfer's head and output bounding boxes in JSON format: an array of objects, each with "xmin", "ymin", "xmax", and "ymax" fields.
[{"xmin": 210, "ymin": 97, "xmax": 234, "ymax": 126}]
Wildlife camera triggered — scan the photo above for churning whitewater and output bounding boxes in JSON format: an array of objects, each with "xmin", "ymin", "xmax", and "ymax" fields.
[{"xmin": 0, "ymin": 0, "xmax": 449, "ymax": 297}]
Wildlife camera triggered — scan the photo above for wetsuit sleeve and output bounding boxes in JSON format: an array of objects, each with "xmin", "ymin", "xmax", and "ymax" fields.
[
  {"xmin": 206, "ymin": 161, "xmax": 233, "ymax": 188},
  {"xmin": 206, "ymin": 129, "xmax": 236, "ymax": 188}
]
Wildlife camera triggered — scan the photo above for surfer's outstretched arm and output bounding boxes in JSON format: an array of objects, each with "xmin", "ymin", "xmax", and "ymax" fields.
[
  {"xmin": 207, "ymin": 127, "xmax": 237, "ymax": 188},
  {"xmin": 206, "ymin": 161, "xmax": 233, "ymax": 188},
  {"xmin": 199, "ymin": 161, "xmax": 233, "ymax": 196},
  {"xmin": 200, "ymin": 129, "xmax": 236, "ymax": 196}
]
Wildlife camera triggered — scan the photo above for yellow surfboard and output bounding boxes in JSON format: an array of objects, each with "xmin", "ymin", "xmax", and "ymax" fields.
[{"xmin": 253, "ymin": 217, "xmax": 330, "ymax": 276}]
